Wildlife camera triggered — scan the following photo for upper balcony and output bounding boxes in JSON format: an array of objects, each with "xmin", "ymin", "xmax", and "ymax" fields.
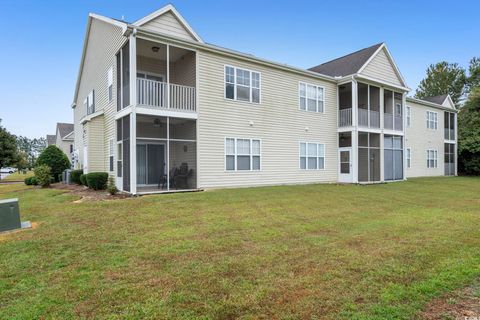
[
  {"xmin": 338, "ymin": 81, "xmax": 403, "ymax": 131},
  {"xmin": 116, "ymin": 38, "xmax": 197, "ymax": 115}
]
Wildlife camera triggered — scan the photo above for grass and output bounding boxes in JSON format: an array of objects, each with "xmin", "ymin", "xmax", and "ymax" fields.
[
  {"xmin": 0, "ymin": 177, "xmax": 479, "ymax": 319},
  {"xmin": 1, "ymin": 170, "xmax": 34, "ymax": 182}
]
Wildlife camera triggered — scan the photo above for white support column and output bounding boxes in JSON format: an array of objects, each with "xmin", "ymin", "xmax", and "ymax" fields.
[
  {"xmin": 402, "ymin": 93, "xmax": 407, "ymax": 180},
  {"xmin": 166, "ymin": 44, "xmax": 170, "ymax": 109},
  {"xmin": 454, "ymin": 112, "xmax": 458, "ymax": 176},
  {"xmin": 166, "ymin": 117, "xmax": 170, "ymax": 191},
  {"xmin": 351, "ymin": 80, "xmax": 358, "ymax": 183},
  {"xmin": 379, "ymin": 87, "xmax": 385, "ymax": 182},
  {"xmin": 129, "ymin": 33, "xmax": 137, "ymax": 194},
  {"xmin": 351, "ymin": 80, "xmax": 358, "ymax": 128}
]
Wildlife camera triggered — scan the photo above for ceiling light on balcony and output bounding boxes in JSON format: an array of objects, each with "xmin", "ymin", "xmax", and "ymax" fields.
[
  {"xmin": 153, "ymin": 118, "xmax": 162, "ymax": 127},
  {"xmin": 151, "ymin": 46, "xmax": 160, "ymax": 53}
]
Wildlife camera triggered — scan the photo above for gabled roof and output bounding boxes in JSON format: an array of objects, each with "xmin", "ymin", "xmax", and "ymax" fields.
[
  {"xmin": 56, "ymin": 123, "xmax": 74, "ymax": 139},
  {"xmin": 309, "ymin": 43, "xmax": 383, "ymax": 77},
  {"xmin": 132, "ymin": 4, "xmax": 203, "ymax": 43},
  {"xmin": 46, "ymin": 135, "xmax": 56, "ymax": 145},
  {"xmin": 422, "ymin": 94, "xmax": 449, "ymax": 105}
]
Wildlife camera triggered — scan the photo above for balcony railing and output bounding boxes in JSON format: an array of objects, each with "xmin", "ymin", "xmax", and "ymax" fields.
[
  {"xmin": 339, "ymin": 108, "xmax": 352, "ymax": 127},
  {"xmin": 137, "ymin": 78, "xmax": 196, "ymax": 112},
  {"xmin": 384, "ymin": 113, "xmax": 403, "ymax": 131},
  {"xmin": 358, "ymin": 109, "xmax": 381, "ymax": 128}
]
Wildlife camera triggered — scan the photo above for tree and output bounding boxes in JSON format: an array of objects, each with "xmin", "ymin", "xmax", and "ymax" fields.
[
  {"xmin": 458, "ymin": 87, "xmax": 480, "ymax": 175},
  {"xmin": 415, "ymin": 62, "xmax": 467, "ymax": 107},
  {"xmin": 0, "ymin": 119, "xmax": 18, "ymax": 173},
  {"xmin": 16, "ymin": 136, "xmax": 46, "ymax": 169},
  {"xmin": 467, "ymin": 57, "xmax": 480, "ymax": 93},
  {"xmin": 36, "ymin": 145, "xmax": 70, "ymax": 182},
  {"xmin": 16, "ymin": 151, "xmax": 29, "ymax": 173}
]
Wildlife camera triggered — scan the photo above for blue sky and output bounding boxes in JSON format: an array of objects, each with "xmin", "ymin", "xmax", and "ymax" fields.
[{"xmin": 0, "ymin": 0, "xmax": 478, "ymax": 138}]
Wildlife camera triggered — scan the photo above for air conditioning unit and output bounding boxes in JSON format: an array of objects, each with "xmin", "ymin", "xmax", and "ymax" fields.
[{"xmin": 0, "ymin": 198, "xmax": 31, "ymax": 233}]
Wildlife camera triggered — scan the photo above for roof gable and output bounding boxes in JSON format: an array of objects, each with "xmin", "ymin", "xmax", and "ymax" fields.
[
  {"xmin": 133, "ymin": 5, "xmax": 203, "ymax": 43},
  {"xmin": 422, "ymin": 94, "xmax": 455, "ymax": 109},
  {"xmin": 56, "ymin": 123, "xmax": 74, "ymax": 139},
  {"xmin": 359, "ymin": 46, "xmax": 406, "ymax": 87},
  {"xmin": 309, "ymin": 43, "xmax": 382, "ymax": 77}
]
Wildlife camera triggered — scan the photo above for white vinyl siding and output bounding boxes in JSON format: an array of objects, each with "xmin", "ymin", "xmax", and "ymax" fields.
[
  {"xmin": 225, "ymin": 65, "xmax": 260, "ymax": 103},
  {"xmin": 426, "ymin": 111, "xmax": 438, "ymax": 130},
  {"xmin": 225, "ymin": 138, "xmax": 261, "ymax": 171},
  {"xmin": 360, "ymin": 48, "xmax": 403, "ymax": 87},
  {"xmin": 299, "ymin": 82, "xmax": 324, "ymax": 112},
  {"xmin": 140, "ymin": 11, "xmax": 197, "ymax": 42},
  {"xmin": 427, "ymin": 149, "xmax": 438, "ymax": 168},
  {"xmin": 299, "ymin": 142, "xmax": 325, "ymax": 170}
]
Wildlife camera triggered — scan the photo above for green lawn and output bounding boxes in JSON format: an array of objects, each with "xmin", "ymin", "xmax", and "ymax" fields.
[
  {"xmin": 0, "ymin": 177, "xmax": 479, "ymax": 319},
  {"xmin": 1, "ymin": 170, "xmax": 34, "ymax": 182}
]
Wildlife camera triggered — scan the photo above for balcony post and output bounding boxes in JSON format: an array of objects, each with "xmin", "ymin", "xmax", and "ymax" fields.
[
  {"xmin": 454, "ymin": 112, "xmax": 458, "ymax": 176},
  {"xmin": 402, "ymin": 92, "xmax": 407, "ymax": 180},
  {"xmin": 380, "ymin": 87, "xmax": 384, "ymax": 182},
  {"xmin": 352, "ymin": 80, "xmax": 358, "ymax": 127},
  {"xmin": 129, "ymin": 33, "xmax": 137, "ymax": 195},
  {"xmin": 166, "ymin": 44, "xmax": 170, "ymax": 109}
]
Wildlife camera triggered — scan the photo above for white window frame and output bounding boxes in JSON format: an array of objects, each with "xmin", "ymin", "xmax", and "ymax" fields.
[
  {"xmin": 406, "ymin": 147, "xmax": 411, "ymax": 168},
  {"xmin": 108, "ymin": 138, "xmax": 114, "ymax": 172},
  {"xmin": 426, "ymin": 111, "xmax": 438, "ymax": 130},
  {"xmin": 426, "ymin": 149, "xmax": 438, "ymax": 168},
  {"xmin": 107, "ymin": 66, "xmax": 113, "ymax": 102},
  {"xmin": 299, "ymin": 82, "xmax": 325, "ymax": 113},
  {"xmin": 299, "ymin": 142, "xmax": 326, "ymax": 170},
  {"xmin": 224, "ymin": 65, "xmax": 261, "ymax": 104},
  {"xmin": 225, "ymin": 137, "xmax": 261, "ymax": 171},
  {"xmin": 406, "ymin": 106, "xmax": 412, "ymax": 128},
  {"xmin": 86, "ymin": 89, "xmax": 95, "ymax": 115}
]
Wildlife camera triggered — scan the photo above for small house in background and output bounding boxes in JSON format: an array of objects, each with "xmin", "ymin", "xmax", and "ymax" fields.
[{"xmin": 46, "ymin": 123, "xmax": 74, "ymax": 162}]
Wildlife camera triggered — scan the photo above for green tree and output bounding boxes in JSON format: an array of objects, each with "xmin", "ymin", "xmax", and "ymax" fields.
[
  {"xmin": 467, "ymin": 57, "xmax": 480, "ymax": 93},
  {"xmin": 36, "ymin": 145, "xmax": 70, "ymax": 182},
  {"xmin": 415, "ymin": 61, "xmax": 467, "ymax": 107},
  {"xmin": 16, "ymin": 136, "xmax": 46, "ymax": 169},
  {"xmin": 458, "ymin": 87, "xmax": 480, "ymax": 175},
  {"xmin": 0, "ymin": 119, "xmax": 18, "ymax": 175}
]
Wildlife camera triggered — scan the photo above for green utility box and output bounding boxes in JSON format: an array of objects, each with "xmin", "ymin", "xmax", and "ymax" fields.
[{"xmin": 0, "ymin": 198, "xmax": 21, "ymax": 232}]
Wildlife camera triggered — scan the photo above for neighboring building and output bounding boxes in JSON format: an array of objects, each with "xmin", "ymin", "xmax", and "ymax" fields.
[
  {"xmin": 47, "ymin": 123, "xmax": 74, "ymax": 161},
  {"xmin": 71, "ymin": 4, "xmax": 457, "ymax": 195}
]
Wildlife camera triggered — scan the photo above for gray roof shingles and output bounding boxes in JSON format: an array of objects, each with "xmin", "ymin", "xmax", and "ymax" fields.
[
  {"xmin": 56, "ymin": 123, "xmax": 74, "ymax": 139},
  {"xmin": 46, "ymin": 135, "xmax": 56, "ymax": 145},
  {"xmin": 421, "ymin": 94, "xmax": 448, "ymax": 105},
  {"xmin": 309, "ymin": 43, "xmax": 383, "ymax": 77}
]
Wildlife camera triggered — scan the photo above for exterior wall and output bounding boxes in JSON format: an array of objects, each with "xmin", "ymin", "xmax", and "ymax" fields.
[
  {"xmin": 361, "ymin": 49, "xmax": 403, "ymax": 86},
  {"xmin": 196, "ymin": 50, "xmax": 338, "ymax": 188},
  {"xmin": 137, "ymin": 53, "xmax": 195, "ymax": 87},
  {"xmin": 86, "ymin": 115, "xmax": 105, "ymax": 172},
  {"xmin": 141, "ymin": 11, "xmax": 196, "ymax": 42},
  {"xmin": 55, "ymin": 134, "xmax": 73, "ymax": 159},
  {"xmin": 405, "ymin": 101, "xmax": 445, "ymax": 177},
  {"xmin": 73, "ymin": 18, "xmax": 127, "ymax": 173}
]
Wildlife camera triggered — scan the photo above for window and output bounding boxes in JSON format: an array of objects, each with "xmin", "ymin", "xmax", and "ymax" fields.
[
  {"xmin": 109, "ymin": 139, "xmax": 114, "ymax": 172},
  {"xmin": 426, "ymin": 111, "xmax": 438, "ymax": 130},
  {"xmin": 406, "ymin": 148, "xmax": 411, "ymax": 168},
  {"xmin": 86, "ymin": 90, "xmax": 95, "ymax": 115},
  {"xmin": 117, "ymin": 142, "xmax": 123, "ymax": 178},
  {"xmin": 300, "ymin": 142, "xmax": 325, "ymax": 170},
  {"xmin": 384, "ymin": 135, "xmax": 403, "ymax": 181},
  {"xmin": 108, "ymin": 67, "xmax": 113, "ymax": 102},
  {"xmin": 225, "ymin": 138, "xmax": 261, "ymax": 171},
  {"xmin": 444, "ymin": 112, "xmax": 455, "ymax": 140},
  {"xmin": 406, "ymin": 106, "xmax": 412, "ymax": 128},
  {"xmin": 427, "ymin": 149, "xmax": 438, "ymax": 168},
  {"xmin": 299, "ymin": 82, "xmax": 324, "ymax": 112},
  {"xmin": 70, "ymin": 144, "xmax": 74, "ymax": 154},
  {"xmin": 224, "ymin": 66, "xmax": 260, "ymax": 103}
]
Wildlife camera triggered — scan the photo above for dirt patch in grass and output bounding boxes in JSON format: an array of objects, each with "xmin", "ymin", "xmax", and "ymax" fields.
[
  {"xmin": 420, "ymin": 280, "xmax": 480, "ymax": 319},
  {"xmin": 51, "ymin": 183, "xmax": 131, "ymax": 202}
]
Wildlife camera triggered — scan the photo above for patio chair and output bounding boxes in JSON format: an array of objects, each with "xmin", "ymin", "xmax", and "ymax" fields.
[{"xmin": 173, "ymin": 163, "xmax": 193, "ymax": 189}]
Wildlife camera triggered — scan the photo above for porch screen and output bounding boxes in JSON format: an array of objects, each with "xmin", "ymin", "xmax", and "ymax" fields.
[
  {"xmin": 116, "ymin": 115, "xmax": 130, "ymax": 192},
  {"xmin": 384, "ymin": 135, "xmax": 403, "ymax": 181}
]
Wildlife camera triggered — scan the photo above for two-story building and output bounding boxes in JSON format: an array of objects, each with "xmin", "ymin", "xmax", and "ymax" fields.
[{"xmin": 72, "ymin": 4, "xmax": 457, "ymax": 195}]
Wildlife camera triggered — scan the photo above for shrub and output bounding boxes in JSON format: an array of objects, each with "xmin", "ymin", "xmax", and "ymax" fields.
[
  {"xmin": 34, "ymin": 165, "xmax": 52, "ymax": 188},
  {"xmin": 70, "ymin": 169, "xmax": 83, "ymax": 185},
  {"xmin": 36, "ymin": 145, "xmax": 70, "ymax": 182},
  {"xmin": 24, "ymin": 176, "xmax": 38, "ymax": 186},
  {"xmin": 80, "ymin": 174, "xmax": 87, "ymax": 186},
  {"xmin": 107, "ymin": 177, "xmax": 118, "ymax": 195},
  {"xmin": 86, "ymin": 172, "xmax": 108, "ymax": 190}
]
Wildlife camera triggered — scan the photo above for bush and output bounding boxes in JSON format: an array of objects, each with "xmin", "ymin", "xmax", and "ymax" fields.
[
  {"xmin": 34, "ymin": 165, "xmax": 52, "ymax": 188},
  {"xmin": 86, "ymin": 172, "xmax": 108, "ymax": 190},
  {"xmin": 24, "ymin": 176, "xmax": 38, "ymax": 186},
  {"xmin": 36, "ymin": 145, "xmax": 70, "ymax": 182},
  {"xmin": 107, "ymin": 177, "xmax": 118, "ymax": 195},
  {"xmin": 70, "ymin": 169, "xmax": 83, "ymax": 185},
  {"xmin": 80, "ymin": 174, "xmax": 87, "ymax": 186}
]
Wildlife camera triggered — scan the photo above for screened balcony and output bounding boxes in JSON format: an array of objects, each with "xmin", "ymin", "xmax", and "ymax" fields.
[
  {"xmin": 357, "ymin": 83, "xmax": 380, "ymax": 128},
  {"xmin": 384, "ymin": 90, "xmax": 403, "ymax": 131},
  {"xmin": 338, "ymin": 83, "xmax": 352, "ymax": 127}
]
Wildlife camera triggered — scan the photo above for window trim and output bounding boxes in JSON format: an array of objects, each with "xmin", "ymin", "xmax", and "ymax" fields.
[
  {"xmin": 224, "ymin": 65, "xmax": 261, "ymax": 104},
  {"xmin": 298, "ymin": 81, "xmax": 325, "ymax": 113},
  {"xmin": 107, "ymin": 66, "xmax": 113, "ymax": 102},
  {"xmin": 426, "ymin": 111, "xmax": 438, "ymax": 130},
  {"xmin": 299, "ymin": 142, "xmax": 326, "ymax": 170},
  {"xmin": 108, "ymin": 138, "xmax": 114, "ymax": 172},
  {"xmin": 426, "ymin": 149, "xmax": 438, "ymax": 168},
  {"xmin": 224, "ymin": 137, "xmax": 262, "ymax": 172},
  {"xmin": 406, "ymin": 147, "xmax": 411, "ymax": 168},
  {"xmin": 406, "ymin": 106, "xmax": 412, "ymax": 128}
]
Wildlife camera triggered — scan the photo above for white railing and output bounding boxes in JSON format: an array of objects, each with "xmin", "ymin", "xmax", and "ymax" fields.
[
  {"xmin": 370, "ymin": 110, "xmax": 380, "ymax": 128},
  {"xmin": 394, "ymin": 115, "xmax": 403, "ymax": 131},
  {"xmin": 358, "ymin": 109, "xmax": 380, "ymax": 128},
  {"xmin": 137, "ymin": 78, "xmax": 196, "ymax": 112},
  {"xmin": 339, "ymin": 108, "xmax": 352, "ymax": 127},
  {"xmin": 384, "ymin": 113, "xmax": 394, "ymax": 130},
  {"xmin": 358, "ymin": 109, "xmax": 368, "ymax": 127}
]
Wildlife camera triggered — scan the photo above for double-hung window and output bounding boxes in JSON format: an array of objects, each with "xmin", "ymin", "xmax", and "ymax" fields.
[
  {"xmin": 109, "ymin": 139, "xmax": 114, "ymax": 172},
  {"xmin": 406, "ymin": 148, "xmax": 411, "ymax": 168},
  {"xmin": 225, "ymin": 138, "xmax": 261, "ymax": 171},
  {"xmin": 426, "ymin": 111, "xmax": 438, "ymax": 130},
  {"xmin": 406, "ymin": 106, "xmax": 412, "ymax": 127},
  {"xmin": 426, "ymin": 149, "xmax": 438, "ymax": 168},
  {"xmin": 300, "ymin": 142, "xmax": 325, "ymax": 170},
  {"xmin": 225, "ymin": 66, "xmax": 260, "ymax": 103},
  {"xmin": 107, "ymin": 67, "xmax": 113, "ymax": 102},
  {"xmin": 86, "ymin": 90, "xmax": 95, "ymax": 115},
  {"xmin": 299, "ymin": 82, "xmax": 324, "ymax": 112}
]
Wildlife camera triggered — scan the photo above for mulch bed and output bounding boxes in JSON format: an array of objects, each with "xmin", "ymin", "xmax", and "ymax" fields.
[
  {"xmin": 51, "ymin": 183, "xmax": 131, "ymax": 202},
  {"xmin": 420, "ymin": 280, "xmax": 480, "ymax": 319}
]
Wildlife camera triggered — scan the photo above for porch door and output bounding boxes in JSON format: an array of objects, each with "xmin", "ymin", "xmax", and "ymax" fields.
[
  {"xmin": 136, "ymin": 144, "xmax": 165, "ymax": 185},
  {"xmin": 339, "ymin": 147, "xmax": 353, "ymax": 183}
]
